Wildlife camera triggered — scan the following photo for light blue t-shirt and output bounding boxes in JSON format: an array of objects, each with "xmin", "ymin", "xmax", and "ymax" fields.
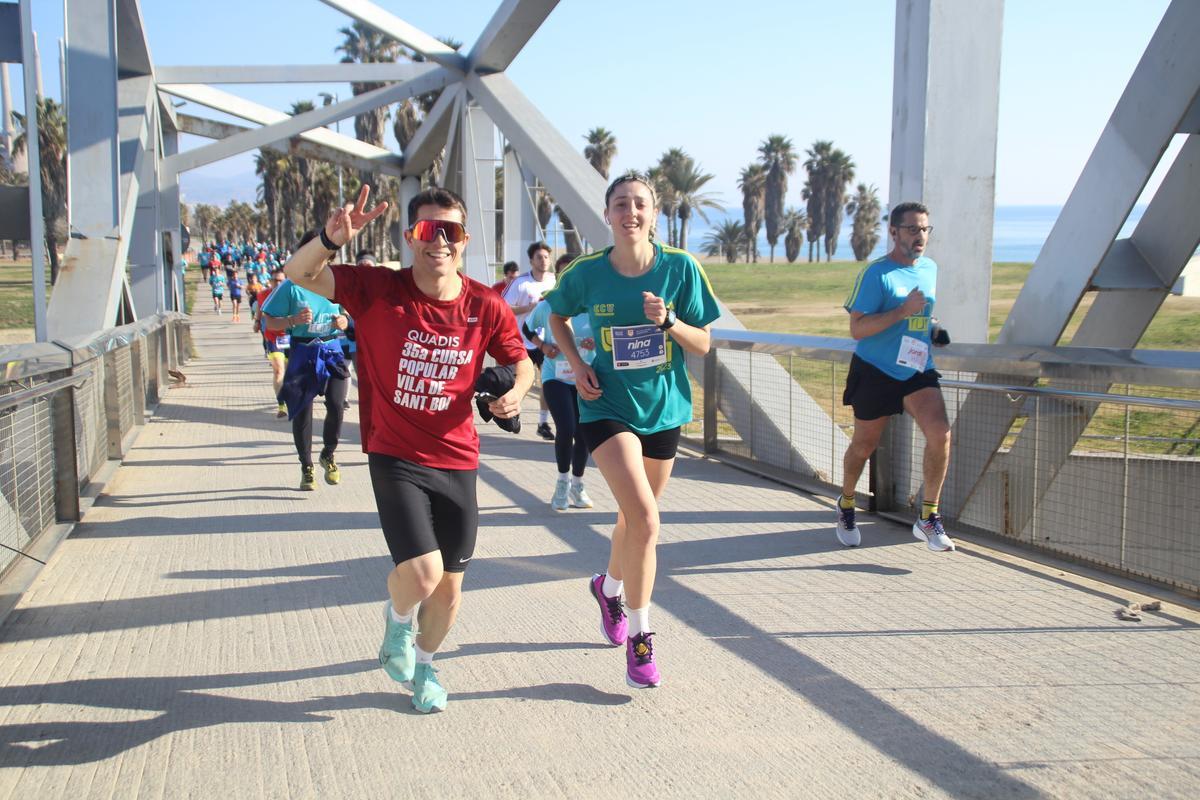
[
  {"xmin": 545, "ymin": 242, "xmax": 722, "ymax": 433},
  {"xmin": 526, "ymin": 299, "xmax": 594, "ymax": 385},
  {"xmin": 208, "ymin": 274, "xmax": 226, "ymax": 295},
  {"xmin": 844, "ymin": 255, "xmax": 937, "ymax": 380},
  {"xmin": 261, "ymin": 279, "xmax": 343, "ymax": 338}
]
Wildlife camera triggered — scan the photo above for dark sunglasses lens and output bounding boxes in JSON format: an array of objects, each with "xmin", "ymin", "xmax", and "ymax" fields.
[{"xmin": 412, "ymin": 220, "xmax": 466, "ymax": 243}]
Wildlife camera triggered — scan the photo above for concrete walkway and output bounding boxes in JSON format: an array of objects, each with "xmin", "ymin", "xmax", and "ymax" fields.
[{"xmin": 1, "ymin": 301, "xmax": 1198, "ymax": 799}]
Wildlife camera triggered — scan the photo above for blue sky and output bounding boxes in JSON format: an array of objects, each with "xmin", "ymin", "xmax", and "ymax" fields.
[{"xmin": 10, "ymin": 0, "xmax": 1176, "ymax": 209}]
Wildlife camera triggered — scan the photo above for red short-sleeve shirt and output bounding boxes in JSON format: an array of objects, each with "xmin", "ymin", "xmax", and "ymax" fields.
[{"xmin": 332, "ymin": 264, "xmax": 527, "ymax": 469}]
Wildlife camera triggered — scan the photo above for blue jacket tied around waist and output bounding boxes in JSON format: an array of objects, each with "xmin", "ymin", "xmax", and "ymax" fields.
[{"xmin": 278, "ymin": 340, "xmax": 348, "ymax": 420}]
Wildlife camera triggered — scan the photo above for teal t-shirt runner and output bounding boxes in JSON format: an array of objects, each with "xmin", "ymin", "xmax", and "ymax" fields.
[
  {"xmin": 843, "ymin": 255, "xmax": 938, "ymax": 380},
  {"xmin": 526, "ymin": 299, "xmax": 594, "ymax": 385},
  {"xmin": 545, "ymin": 242, "xmax": 721, "ymax": 433},
  {"xmin": 261, "ymin": 279, "xmax": 343, "ymax": 338}
]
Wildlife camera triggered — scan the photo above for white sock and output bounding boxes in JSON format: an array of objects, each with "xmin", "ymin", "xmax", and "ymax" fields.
[
  {"xmin": 557, "ymin": 472, "xmax": 569, "ymax": 483},
  {"xmin": 602, "ymin": 574, "xmax": 623, "ymax": 598},
  {"xmin": 627, "ymin": 605, "xmax": 650, "ymax": 637},
  {"xmin": 389, "ymin": 604, "xmax": 413, "ymax": 625},
  {"xmin": 415, "ymin": 645, "xmax": 435, "ymax": 665},
  {"xmin": 539, "ymin": 410, "xmax": 550, "ymax": 424},
  {"xmin": 570, "ymin": 475, "xmax": 583, "ymax": 488}
]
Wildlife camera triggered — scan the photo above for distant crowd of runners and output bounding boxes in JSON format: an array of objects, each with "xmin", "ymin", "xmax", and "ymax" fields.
[{"xmin": 204, "ymin": 175, "xmax": 955, "ymax": 712}]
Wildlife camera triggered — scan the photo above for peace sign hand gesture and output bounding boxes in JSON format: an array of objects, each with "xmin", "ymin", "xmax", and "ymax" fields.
[{"xmin": 324, "ymin": 184, "xmax": 389, "ymax": 248}]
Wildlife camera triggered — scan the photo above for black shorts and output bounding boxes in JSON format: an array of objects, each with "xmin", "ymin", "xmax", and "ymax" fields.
[
  {"xmin": 842, "ymin": 354, "xmax": 941, "ymax": 421},
  {"xmin": 527, "ymin": 347, "xmax": 545, "ymax": 369},
  {"xmin": 368, "ymin": 453, "xmax": 478, "ymax": 572},
  {"xmin": 578, "ymin": 419, "xmax": 681, "ymax": 460}
]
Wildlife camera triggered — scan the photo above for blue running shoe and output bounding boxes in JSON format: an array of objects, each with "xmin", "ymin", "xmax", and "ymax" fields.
[
  {"xmin": 411, "ymin": 662, "xmax": 448, "ymax": 713},
  {"xmin": 379, "ymin": 601, "xmax": 415, "ymax": 683}
]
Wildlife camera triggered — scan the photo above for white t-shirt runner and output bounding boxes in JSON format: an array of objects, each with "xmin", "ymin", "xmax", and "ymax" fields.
[{"xmin": 503, "ymin": 271, "xmax": 557, "ymax": 349}]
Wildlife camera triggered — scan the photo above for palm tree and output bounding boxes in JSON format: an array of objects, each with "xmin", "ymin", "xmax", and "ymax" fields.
[
  {"xmin": 783, "ymin": 208, "xmax": 808, "ymax": 263},
  {"xmin": 758, "ymin": 134, "xmax": 797, "ymax": 263},
  {"xmin": 12, "ymin": 97, "xmax": 68, "ymax": 284},
  {"xmin": 403, "ymin": 36, "xmax": 464, "ymax": 187},
  {"xmin": 337, "ymin": 23, "xmax": 400, "ymax": 255},
  {"xmin": 846, "ymin": 183, "xmax": 882, "ymax": 261},
  {"xmin": 703, "ymin": 220, "xmax": 747, "ymax": 264},
  {"xmin": 654, "ymin": 148, "xmax": 687, "ymax": 246},
  {"xmin": 193, "ymin": 203, "xmax": 219, "ymax": 246},
  {"xmin": 583, "ymin": 127, "xmax": 617, "ymax": 179},
  {"xmin": 821, "ymin": 148, "xmax": 855, "ymax": 261},
  {"xmin": 535, "ymin": 183, "xmax": 553, "ymax": 234},
  {"xmin": 254, "ymin": 149, "xmax": 286, "ymax": 244},
  {"xmin": 665, "ymin": 155, "xmax": 723, "ymax": 253},
  {"xmin": 802, "ymin": 140, "xmax": 833, "ymax": 261},
  {"xmin": 737, "ymin": 163, "xmax": 766, "ymax": 263}
]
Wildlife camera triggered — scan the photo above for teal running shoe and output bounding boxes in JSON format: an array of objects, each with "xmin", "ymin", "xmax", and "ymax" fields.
[
  {"xmin": 378, "ymin": 602, "xmax": 415, "ymax": 683},
  {"xmin": 411, "ymin": 662, "xmax": 448, "ymax": 713},
  {"xmin": 551, "ymin": 479, "xmax": 570, "ymax": 511}
]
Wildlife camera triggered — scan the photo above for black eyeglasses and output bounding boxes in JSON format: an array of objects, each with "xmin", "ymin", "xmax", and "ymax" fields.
[{"xmin": 897, "ymin": 225, "xmax": 933, "ymax": 235}]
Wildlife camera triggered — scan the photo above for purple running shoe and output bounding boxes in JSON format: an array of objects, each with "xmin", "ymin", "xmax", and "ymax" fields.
[
  {"xmin": 625, "ymin": 631, "xmax": 661, "ymax": 688},
  {"xmin": 589, "ymin": 573, "xmax": 627, "ymax": 646}
]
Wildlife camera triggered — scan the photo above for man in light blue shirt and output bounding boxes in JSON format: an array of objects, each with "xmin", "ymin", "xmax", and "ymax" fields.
[{"xmin": 837, "ymin": 201, "xmax": 955, "ymax": 553}]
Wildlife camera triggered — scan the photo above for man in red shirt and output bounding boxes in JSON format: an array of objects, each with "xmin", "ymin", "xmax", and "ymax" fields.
[
  {"xmin": 491, "ymin": 260, "xmax": 519, "ymax": 295},
  {"xmin": 282, "ymin": 185, "xmax": 532, "ymax": 713}
]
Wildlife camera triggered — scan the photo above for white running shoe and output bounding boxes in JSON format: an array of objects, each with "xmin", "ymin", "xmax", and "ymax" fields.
[
  {"xmin": 569, "ymin": 483, "xmax": 593, "ymax": 509},
  {"xmin": 551, "ymin": 479, "xmax": 570, "ymax": 511},
  {"xmin": 913, "ymin": 513, "xmax": 956, "ymax": 551},
  {"xmin": 836, "ymin": 504, "xmax": 861, "ymax": 547}
]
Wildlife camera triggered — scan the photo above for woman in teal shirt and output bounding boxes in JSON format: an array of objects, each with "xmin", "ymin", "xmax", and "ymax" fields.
[{"xmin": 547, "ymin": 172, "xmax": 721, "ymax": 689}]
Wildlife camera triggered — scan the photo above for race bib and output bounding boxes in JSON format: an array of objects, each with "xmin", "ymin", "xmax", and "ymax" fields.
[
  {"xmin": 555, "ymin": 359, "xmax": 575, "ymax": 382},
  {"xmin": 275, "ymin": 335, "xmax": 290, "ymax": 349},
  {"xmin": 610, "ymin": 324, "xmax": 667, "ymax": 371},
  {"xmin": 308, "ymin": 314, "xmax": 332, "ymax": 336},
  {"xmin": 897, "ymin": 335, "xmax": 929, "ymax": 371}
]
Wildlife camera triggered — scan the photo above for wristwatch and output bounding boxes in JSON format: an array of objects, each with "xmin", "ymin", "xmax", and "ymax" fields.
[{"xmin": 658, "ymin": 308, "xmax": 677, "ymax": 330}]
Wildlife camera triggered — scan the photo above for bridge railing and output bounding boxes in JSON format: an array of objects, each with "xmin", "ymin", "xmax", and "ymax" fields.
[
  {"xmin": 0, "ymin": 314, "xmax": 192, "ymax": 580},
  {"xmin": 688, "ymin": 333, "xmax": 1200, "ymax": 595}
]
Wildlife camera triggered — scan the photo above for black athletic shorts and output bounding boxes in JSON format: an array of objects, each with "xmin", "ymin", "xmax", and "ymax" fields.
[
  {"xmin": 578, "ymin": 419, "xmax": 681, "ymax": 460},
  {"xmin": 842, "ymin": 354, "xmax": 941, "ymax": 421},
  {"xmin": 368, "ymin": 453, "xmax": 478, "ymax": 572},
  {"xmin": 527, "ymin": 347, "xmax": 545, "ymax": 369}
]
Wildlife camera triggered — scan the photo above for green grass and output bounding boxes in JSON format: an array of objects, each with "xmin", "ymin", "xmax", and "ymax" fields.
[{"xmin": 0, "ymin": 257, "xmax": 52, "ymax": 329}]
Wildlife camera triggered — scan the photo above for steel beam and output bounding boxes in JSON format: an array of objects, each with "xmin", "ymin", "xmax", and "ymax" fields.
[
  {"xmin": 401, "ymin": 83, "xmax": 459, "ymax": 176},
  {"xmin": 1089, "ymin": 240, "xmax": 1171, "ymax": 291},
  {"xmin": 503, "ymin": 147, "xmax": 538, "ymax": 265},
  {"xmin": 176, "ymin": 113, "xmax": 403, "ymax": 178},
  {"xmin": 18, "ymin": 0, "xmax": 46, "ymax": 342},
  {"xmin": 891, "ymin": 0, "xmax": 1002, "ymax": 345},
  {"xmin": 163, "ymin": 85, "xmax": 410, "ymax": 170},
  {"xmin": 115, "ymin": 0, "xmax": 152, "ymax": 77},
  {"xmin": 159, "ymin": 127, "xmax": 183, "ymax": 311},
  {"xmin": 65, "ymin": 0, "xmax": 121, "ymax": 239},
  {"xmin": 973, "ymin": 134, "xmax": 1200, "ymax": 539},
  {"xmin": 48, "ymin": 76, "xmax": 155, "ymax": 339},
  {"xmin": 160, "ymin": 72, "xmax": 450, "ymax": 175},
  {"xmin": 465, "ymin": 72, "xmax": 609, "ymax": 248},
  {"xmin": 997, "ymin": 0, "xmax": 1200, "ymax": 346},
  {"xmin": 318, "ymin": 0, "xmax": 468, "ymax": 72},
  {"xmin": 943, "ymin": 2, "xmax": 1200, "ymax": 518},
  {"xmin": 460, "ymin": 100, "xmax": 497, "ymax": 284},
  {"xmin": 129, "ymin": 120, "xmax": 162, "ymax": 318},
  {"xmin": 155, "ymin": 62, "xmax": 438, "ymax": 85},
  {"xmin": 467, "ymin": 0, "xmax": 559, "ymax": 74}
]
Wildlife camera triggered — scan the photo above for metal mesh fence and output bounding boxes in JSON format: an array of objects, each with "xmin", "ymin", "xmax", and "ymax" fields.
[
  {"xmin": 701, "ymin": 337, "xmax": 1199, "ymax": 593},
  {"xmin": 116, "ymin": 347, "xmax": 136, "ymax": 439},
  {"xmin": 946, "ymin": 377, "xmax": 1200, "ymax": 592},
  {"xmin": 0, "ymin": 387, "xmax": 57, "ymax": 574},
  {"xmin": 699, "ymin": 348, "xmax": 867, "ymax": 496},
  {"xmin": 74, "ymin": 362, "xmax": 108, "ymax": 485}
]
